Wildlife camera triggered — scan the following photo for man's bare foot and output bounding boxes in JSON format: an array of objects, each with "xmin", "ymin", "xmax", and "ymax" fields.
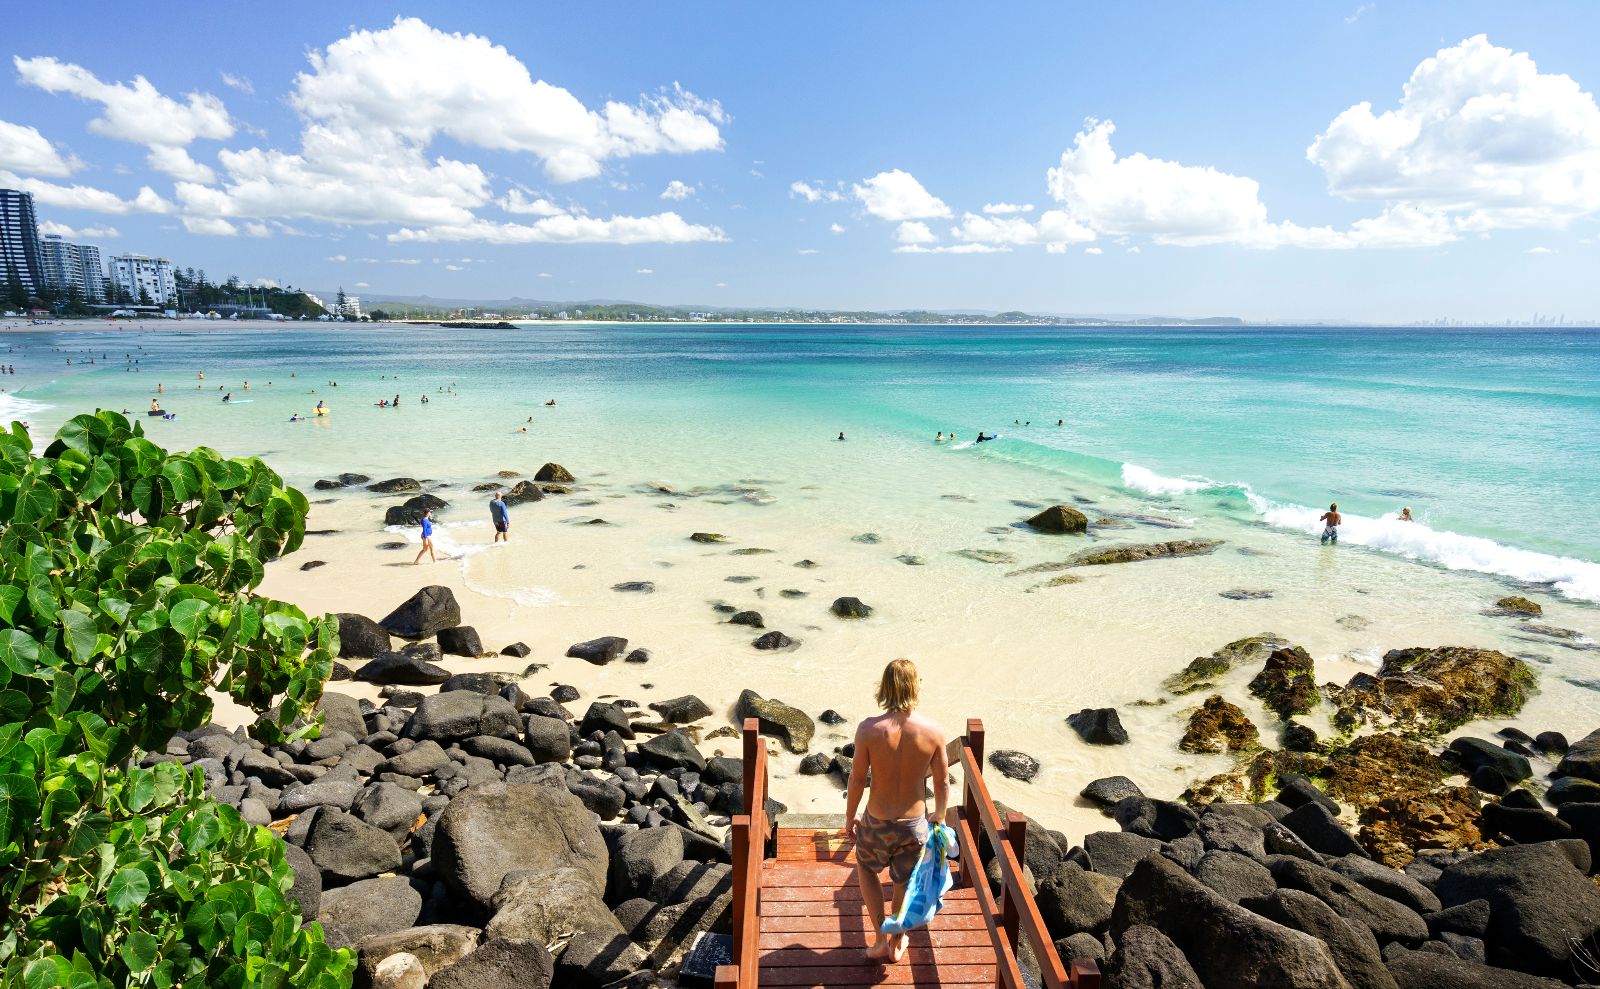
[
  {"xmin": 889, "ymin": 934, "xmax": 910, "ymax": 964},
  {"xmin": 865, "ymin": 937, "xmax": 889, "ymax": 962}
]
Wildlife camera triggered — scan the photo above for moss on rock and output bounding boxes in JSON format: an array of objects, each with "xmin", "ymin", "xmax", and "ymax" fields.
[
  {"xmin": 1247, "ymin": 646, "xmax": 1319, "ymax": 720},
  {"xmin": 1178, "ymin": 695, "xmax": 1260, "ymax": 754},
  {"xmin": 1331, "ymin": 646, "xmax": 1535, "ymax": 736}
]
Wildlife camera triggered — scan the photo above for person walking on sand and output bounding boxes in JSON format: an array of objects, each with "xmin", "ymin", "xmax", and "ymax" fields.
[
  {"xmin": 413, "ymin": 509, "xmax": 436, "ymax": 564},
  {"xmin": 489, "ymin": 491, "xmax": 511, "ymax": 543},
  {"xmin": 1320, "ymin": 502, "xmax": 1342, "ymax": 544},
  {"xmin": 844, "ymin": 659, "xmax": 948, "ymax": 964}
]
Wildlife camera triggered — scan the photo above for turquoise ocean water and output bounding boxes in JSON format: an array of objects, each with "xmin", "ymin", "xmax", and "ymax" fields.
[{"xmin": 7, "ymin": 323, "xmax": 1600, "ymax": 601}]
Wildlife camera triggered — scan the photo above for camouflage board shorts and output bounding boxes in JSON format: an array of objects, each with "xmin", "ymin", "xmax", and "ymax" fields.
[{"xmin": 854, "ymin": 812, "xmax": 929, "ymax": 884}]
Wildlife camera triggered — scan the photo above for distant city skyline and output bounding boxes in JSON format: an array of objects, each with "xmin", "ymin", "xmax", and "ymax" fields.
[{"xmin": 3, "ymin": 3, "xmax": 1599, "ymax": 322}]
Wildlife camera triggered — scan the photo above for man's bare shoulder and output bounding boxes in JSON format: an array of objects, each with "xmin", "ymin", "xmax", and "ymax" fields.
[
  {"xmin": 854, "ymin": 712, "xmax": 892, "ymax": 738},
  {"xmin": 907, "ymin": 711, "xmax": 945, "ymax": 739}
]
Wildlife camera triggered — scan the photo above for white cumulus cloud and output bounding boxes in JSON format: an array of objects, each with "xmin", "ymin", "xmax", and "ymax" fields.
[
  {"xmin": 829, "ymin": 222, "xmax": 845, "ymax": 234},
  {"xmin": 14, "ymin": 56, "xmax": 233, "ymax": 149},
  {"xmin": 853, "ymin": 170, "xmax": 951, "ymax": 221},
  {"xmin": 500, "ymin": 189, "xmax": 568, "ymax": 216},
  {"xmin": 790, "ymin": 180, "xmax": 844, "ymax": 203},
  {"xmin": 981, "ymin": 202, "xmax": 1034, "ymax": 214},
  {"xmin": 660, "ymin": 179, "xmax": 694, "ymax": 200},
  {"xmin": 1307, "ymin": 34, "xmax": 1600, "ymax": 232},
  {"xmin": 388, "ymin": 212, "xmax": 726, "ymax": 245},
  {"xmin": 290, "ymin": 17, "xmax": 724, "ymax": 183},
  {"xmin": 38, "ymin": 220, "xmax": 119, "ymax": 239},
  {"xmin": 0, "ymin": 120, "xmax": 81, "ymax": 177},
  {"xmin": 0, "ymin": 169, "xmax": 173, "ymax": 214},
  {"xmin": 895, "ymin": 221, "xmax": 938, "ymax": 245}
]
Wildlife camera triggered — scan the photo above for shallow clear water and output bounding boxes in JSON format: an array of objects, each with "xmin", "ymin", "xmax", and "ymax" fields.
[{"xmin": 8, "ymin": 322, "xmax": 1599, "ymax": 601}]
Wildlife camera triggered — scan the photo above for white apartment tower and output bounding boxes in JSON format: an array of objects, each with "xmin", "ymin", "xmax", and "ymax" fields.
[
  {"xmin": 110, "ymin": 254, "xmax": 177, "ymax": 305},
  {"xmin": 40, "ymin": 235, "xmax": 107, "ymax": 302}
]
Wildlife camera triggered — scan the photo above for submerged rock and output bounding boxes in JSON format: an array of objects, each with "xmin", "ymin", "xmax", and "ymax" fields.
[
  {"xmin": 752, "ymin": 631, "xmax": 794, "ymax": 650},
  {"xmin": 1067, "ymin": 539, "xmax": 1223, "ymax": 567},
  {"xmin": 1178, "ymin": 695, "xmax": 1260, "ymax": 754},
  {"xmin": 689, "ymin": 532, "xmax": 727, "ymax": 543},
  {"xmin": 952, "ymin": 548, "xmax": 1017, "ymax": 565},
  {"xmin": 988, "ymin": 750, "xmax": 1041, "ymax": 782}
]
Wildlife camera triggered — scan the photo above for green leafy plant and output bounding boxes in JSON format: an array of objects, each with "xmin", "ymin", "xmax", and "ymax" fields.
[{"xmin": 0, "ymin": 411, "xmax": 353, "ymax": 987}]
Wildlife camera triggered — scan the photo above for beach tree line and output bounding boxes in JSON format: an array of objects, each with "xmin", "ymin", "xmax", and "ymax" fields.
[{"xmin": 0, "ymin": 411, "xmax": 355, "ymax": 987}]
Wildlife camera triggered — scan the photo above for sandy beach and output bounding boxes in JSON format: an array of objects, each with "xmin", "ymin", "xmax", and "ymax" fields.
[{"xmin": 10, "ymin": 320, "xmax": 1600, "ymax": 846}]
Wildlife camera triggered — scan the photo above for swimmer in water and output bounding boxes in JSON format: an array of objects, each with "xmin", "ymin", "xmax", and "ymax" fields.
[
  {"xmin": 1398, "ymin": 507, "xmax": 1414, "ymax": 522},
  {"xmin": 288, "ymin": 414, "xmax": 303, "ymax": 422},
  {"xmin": 222, "ymin": 393, "xmax": 231, "ymax": 403},
  {"xmin": 935, "ymin": 432, "xmax": 944, "ymax": 442},
  {"xmin": 838, "ymin": 432, "xmax": 846, "ymax": 441},
  {"xmin": 1319, "ymin": 503, "xmax": 1342, "ymax": 544},
  {"xmin": 1057, "ymin": 419, "xmax": 1063, "ymax": 426},
  {"xmin": 150, "ymin": 398, "xmax": 160, "ymax": 412}
]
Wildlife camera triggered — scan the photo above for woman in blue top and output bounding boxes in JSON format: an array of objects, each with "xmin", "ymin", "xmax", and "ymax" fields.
[{"xmin": 413, "ymin": 509, "xmax": 436, "ymax": 565}]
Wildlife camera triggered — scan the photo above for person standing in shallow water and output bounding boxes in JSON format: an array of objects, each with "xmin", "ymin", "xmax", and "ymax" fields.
[
  {"xmin": 413, "ymin": 509, "xmax": 436, "ymax": 565},
  {"xmin": 844, "ymin": 659, "xmax": 948, "ymax": 964},
  {"xmin": 1320, "ymin": 502, "xmax": 1342, "ymax": 544},
  {"xmin": 489, "ymin": 491, "xmax": 511, "ymax": 543}
]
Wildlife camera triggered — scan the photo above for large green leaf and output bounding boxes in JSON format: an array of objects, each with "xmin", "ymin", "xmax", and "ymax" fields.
[
  {"xmin": 61, "ymin": 608, "xmax": 98, "ymax": 665},
  {"xmin": 108, "ymin": 866, "xmax": 151, "ymax": 911},
  {"xmin": 167, "ymin": 599, "xmax": 211, "ymax": 640}
]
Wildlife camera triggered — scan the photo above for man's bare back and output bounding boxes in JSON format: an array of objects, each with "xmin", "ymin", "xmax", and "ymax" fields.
[{"xmin": 854, "ymin": 710, "xmax": 947, "ymax": 821}]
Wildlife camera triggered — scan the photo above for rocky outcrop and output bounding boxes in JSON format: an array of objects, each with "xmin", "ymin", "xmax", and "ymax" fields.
[
  {"xmin": 368, "ymin": 477, "xmax": 421, "ymax": 494},
  {"xmin": 1433, "ymin": 840, "xmax": 1600, "ymax": 980},
  {"xmin": 1067, "ymin": 708, "xmax": 1130, "ymax": 745},
  {"xmin": 1068, "ymin": 540, "xmax": 1223, "ymax": 567},
  {"xmin": 1250, "ymin": 646, "xmax": 1319, "ymax": 719},
  {"xmin": 1554, "ymin": 727, "xmax": 1600, "ymax": 782},
  {"xmin": 1110, "ymin": 855, "xmax": 1353, "ymax": 988},
  {"xmin": 431, "ymin": 782, "xmax": 609, "ymax": 910},
  {"xmin": 1026, "ymin": 505, "xmax": 1089, "ymax": 534},
  {"xmin": 501, "ymin": 480, "xmax": 545, "ymax": 506},
  {"xmin": 829, "ymin": 596, "xmax": 873, "ymax": 619},
  {"xmin": 1332, "ymin": 647, "xmax": 1534, "ymax": 735},
  {"xmin": 436, "ymin": 625, "xmax": 484, "ymax": 658},
  {"xmin": 318, "ymin": 876, "xmax": 422, "ymax": 950},
  {"xmin": 734, "ymin": 689, "xmax": 814, "ymax": 753},
  {"xmin": 336, "ymin": 613, "xmax": 393, "ymax": 659},
  {"xmin": 566, "ymin": 636, "xmax": 629, "ymax": 664},
  {"xmin": 534, "ymin": 462, "xmax": 575, "ymax": 483},
  {"xmin": 1490, "ymin": 595, "xmax": 1542, "ymax": 617},
  {"xmin": 379, "ymin": 586, "xmax": 462, "ymax": 640},
  {"xmin": 1179, "ymin": 695, "xmax": 1260, "ymax": 754}
]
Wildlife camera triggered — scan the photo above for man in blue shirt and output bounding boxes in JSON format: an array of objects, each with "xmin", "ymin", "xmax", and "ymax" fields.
[
  {"xmin": 413, "ymin": 509, "xmax": 436, "ymax": 565},
  {"xmin": 490, "ymin": 492, "xmax": 510, "ymax": 543}
]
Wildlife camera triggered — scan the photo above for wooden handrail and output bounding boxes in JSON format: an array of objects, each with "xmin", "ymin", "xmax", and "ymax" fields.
[
  {"xmin": 954, "ymin": 808, "xmax": 1026, "ymax": 989},
  {"xmin": 716, "ymin": 719, "xmax": 769, "ymax": 989},
  {"xmin": 960, "ymin": 721, "xmax": 1099, "ymax": 989}
]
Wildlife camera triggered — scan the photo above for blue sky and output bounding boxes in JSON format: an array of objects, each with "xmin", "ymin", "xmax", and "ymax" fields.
[{"xmin": 4, "ymin": 2, "xmax": 1599, "ymax": 320}]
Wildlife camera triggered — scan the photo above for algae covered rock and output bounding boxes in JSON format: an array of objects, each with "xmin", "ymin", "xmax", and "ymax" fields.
[
  {"xmin": 1248, "ymin": 645, "xmax": 1319, "ymax": 719},
  {"xmin": 1068, "ymin": 539, "xmax": 1222, "ymax": 567},
  {"xmin": 1164, "ymin": 633, "xmax": 1288, "ymax": 694},
  {"xmin": 734, "ymin": 688, "xmax": 814, "ymax": 753},
  {"xmin": 1025, "ymin": 504, "xmax": 1089, "ymax": 534},
  {"xmin": 1332, "ymin": 646, "xmax": 1534, "ymax": 734},
  {"xmin": 1178, "ymin": 695, "xmax": 1260, "ymax": 754},
  {"xmin": 1491, "ymin": 595, "xmax": 1542, "ymax": 616}
]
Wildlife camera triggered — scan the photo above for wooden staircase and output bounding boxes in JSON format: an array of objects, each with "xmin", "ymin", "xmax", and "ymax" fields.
[
  {"xmin": 758, "ymin": 827, "xmax": 998, "ymax": 987},
  {"xmin": 715, "ymin": 719, "xmax": 1102, "ymax": 989}
]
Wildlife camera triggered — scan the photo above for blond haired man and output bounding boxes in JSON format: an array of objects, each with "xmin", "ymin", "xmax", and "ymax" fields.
[{"xmin": 844, "ymin": 658, "xmax": 949, "ymax": 963}]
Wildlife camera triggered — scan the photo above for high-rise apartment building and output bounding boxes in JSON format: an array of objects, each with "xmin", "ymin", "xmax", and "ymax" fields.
[
  {"xmin": 110, "ymin": 254, "xmax": 177, "ymax": 305},
  {"xmin": 1, "ymin": 189, "xmax": 45, "ymax": 295},
  {"xmin": 40, "ymin": 234, "xmax": 108, "ymax": 302}
]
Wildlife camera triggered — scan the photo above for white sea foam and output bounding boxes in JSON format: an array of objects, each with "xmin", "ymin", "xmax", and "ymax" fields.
[
  {"xmin": 1121, "ymin": 462, "xmax": 1600, "ymax": 603},
  {"xmin": 0, "ymin": 392, "xmax": 49, "ymax": 426},
  {"xmin": 1120, "ymin": 463, "xmax": 1217, "ymax": 496},
  {"xmin": 383, "ymin": 519, "xmax": 493, "ymax": 562}
]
